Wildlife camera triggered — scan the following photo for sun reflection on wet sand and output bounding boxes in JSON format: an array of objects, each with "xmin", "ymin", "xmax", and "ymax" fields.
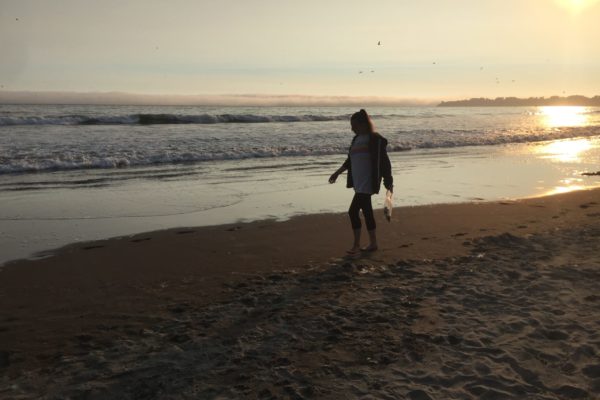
[
  {"xmin": 543, "ymin": 184, "xmax": 586, "ymax": 196},
  {"xmin": 536, "ymin": 138, "xmax": 593, "ymax": 162},
  {"xmin": 540, "ymin": 106, "xmax": 589, "ymax": 128},
  {"xmin": 527, "ymin": 135, "xmax": 600, "ymax": 197}
]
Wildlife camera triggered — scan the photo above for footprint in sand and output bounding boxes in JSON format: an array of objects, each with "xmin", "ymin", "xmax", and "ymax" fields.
[
  {"xmin": 176, "ymin": 230, "xmax": 196, "ymax": 235},
  {"xmin": 579, "ymin": 202, "xmax": 597, "ymax": 209},
  {"xmin": 452, "ymin": 232, "xmax": 468, "ymax": 237},
  {"xmin": 131, "ymin": 238, "xmax": 151, "ymax": 243},
  {"xmin": 74, "ymin": 334, "xmax": 93, "ymax": 343},
  {"xmin": 407, "ymin": 389, "xmax": 433, "ymax": 400},
  {"xmin": 0, "ymin": 351, "xmax": 9, "ymax": 368},
  {"xmin": 582, "ymin": 364, "xmax": 600, "ymax": 378},
  {"xmin": 226, "ymin": 226, "xmax": 242, "ymax": 232},
  {"xmin": 167, "ymin": 304, "xmax": 190, "ymax": 314},
  {"xmin": 555, "ymin": 385, "xmax": 589, "ymax": 399},
  {"xmin": 399, "ymin": 243, "xmax": 413, "ymax": 248}
]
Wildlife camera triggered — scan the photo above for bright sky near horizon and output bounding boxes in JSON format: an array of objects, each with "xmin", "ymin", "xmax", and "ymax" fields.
[{"xmin": 1, "ymin": 0, "xmax": 600, "ymax": 101}]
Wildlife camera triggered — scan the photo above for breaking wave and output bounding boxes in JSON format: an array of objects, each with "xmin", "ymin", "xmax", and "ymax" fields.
[
  {"xmin": 0, "ymin": 113, "xmax": 353, "ymax": 126},
  {"xmin": 2, "ymin": 126, "xmax": 600, "ymax": 175}
]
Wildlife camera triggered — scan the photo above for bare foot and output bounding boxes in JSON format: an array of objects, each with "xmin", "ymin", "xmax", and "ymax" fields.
[
  {"xmin": 361, "ymin": 245, "xmax": 378, "ymax": 252},
  {"xmin": 346, "ymin": 246, "xmax": 361, "ymax": 255}
]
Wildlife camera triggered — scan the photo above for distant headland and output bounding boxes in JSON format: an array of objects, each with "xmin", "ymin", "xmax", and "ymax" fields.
[{"xmin": 439, "ymin": 96, "xmax": 600, "ymax": 107}]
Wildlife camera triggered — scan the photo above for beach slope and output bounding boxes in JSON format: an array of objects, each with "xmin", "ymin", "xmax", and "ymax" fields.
[{"xmin": 1, "ymin": 189, "xmax": 599, "ymax": 399}]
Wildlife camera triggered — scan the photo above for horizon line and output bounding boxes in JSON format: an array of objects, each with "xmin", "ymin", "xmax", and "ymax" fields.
[
  {"xmin": 0, "ymin": 90, "xmax": 441, "ymax": 107},
  {"xmin": 1, "ymin": 90, "xmax": 596, "ymax": 107}
]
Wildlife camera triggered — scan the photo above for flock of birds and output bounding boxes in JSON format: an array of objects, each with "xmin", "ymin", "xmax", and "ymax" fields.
[
  {"xmin": 2, "ymin": 19, "xmax": 568, "ymax": 93},
  {"xmin": 356, "ymin": 40, "xmax": 520, "ymax": 87}
]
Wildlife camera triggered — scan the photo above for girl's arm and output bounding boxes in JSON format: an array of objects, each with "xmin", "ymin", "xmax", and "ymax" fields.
[
  {"xmin": 381, "ymin": 143, "xmax": 393, "ymax": 191},
  {"xmin": 329, "ymin": 156, "xmax": 350, "ymax": 183}
]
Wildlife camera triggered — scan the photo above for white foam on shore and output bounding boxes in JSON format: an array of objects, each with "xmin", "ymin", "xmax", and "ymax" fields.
[{"xmin": 2, "ymin": 126, "xmax": 600, "ymax": 175}]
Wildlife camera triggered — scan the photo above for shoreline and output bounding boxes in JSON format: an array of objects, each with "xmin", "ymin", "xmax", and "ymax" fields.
[
  {"xmin": 3, "ymin": 184, "xmax": 597, "ymax": 269},
  {"xmin": 2, "ymin": 134, "xmax": 600, "ymax": 266},
  {"xmin": 1, "ymin": 188, "xmax": 600, "ymax": 398}
]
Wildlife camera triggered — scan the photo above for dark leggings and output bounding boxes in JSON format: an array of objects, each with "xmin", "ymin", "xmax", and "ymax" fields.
[{"xmin": 348, "ymin": 193, "xmax": 376, "ymax": 231}]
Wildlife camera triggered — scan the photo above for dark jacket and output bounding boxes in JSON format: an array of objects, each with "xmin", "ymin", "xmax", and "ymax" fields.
[{"xmin": 342, "ymin": 133, "xmax": 393, "ymax": 194}]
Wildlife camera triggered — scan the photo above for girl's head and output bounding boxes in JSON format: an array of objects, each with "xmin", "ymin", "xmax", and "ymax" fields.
[{"xmin": 351, "ymin": 109, "xmax": 375, "ymax": 135}]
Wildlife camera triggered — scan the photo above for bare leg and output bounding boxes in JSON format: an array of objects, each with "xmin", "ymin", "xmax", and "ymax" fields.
[
  {"xmin": 347, "ymin": 228, "xmax": 361, "ymax": 254},
  {"xmin": 362, "ymin": 229, "xmax": 378, "ymax": 252}
]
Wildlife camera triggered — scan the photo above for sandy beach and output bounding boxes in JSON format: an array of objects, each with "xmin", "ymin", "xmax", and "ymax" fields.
[
  {"xmin": 1, "ymin": 188, "xmax": 599, "ymax": 399},
  {"xmin": 4, "ymin": 1, "xmax": 600, "ymax": 398}
]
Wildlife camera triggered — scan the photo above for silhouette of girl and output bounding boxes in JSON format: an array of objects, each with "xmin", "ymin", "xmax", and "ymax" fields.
[{"xmin": 329, "ymin": 109, "xmax": 393, "ymax": 254}]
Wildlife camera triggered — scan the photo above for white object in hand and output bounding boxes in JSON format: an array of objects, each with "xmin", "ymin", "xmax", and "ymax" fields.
[{"xmin": 384, "ymin": 189, "xmax": 393, "ymax": 222}]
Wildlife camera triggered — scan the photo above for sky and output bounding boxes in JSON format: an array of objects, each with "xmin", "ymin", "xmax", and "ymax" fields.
[{"xmin": 1, "ymin": 0, "xmax": 600, "ymax": 103}]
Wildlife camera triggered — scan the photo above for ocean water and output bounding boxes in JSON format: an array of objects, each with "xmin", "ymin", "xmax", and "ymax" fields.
[
  {"xmin": 2, "ymin": 105, "xmax": 600, "ymax": 174},
  {"xmin": 1, "ymin": 104, "xmax": 600, "ymax": 264}
]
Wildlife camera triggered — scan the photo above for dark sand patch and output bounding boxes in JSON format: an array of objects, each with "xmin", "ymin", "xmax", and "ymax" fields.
[
  {"xmin": 131, "ymin": 238, "xmax": 151, "ymax": 243},
  {"xmin": 176, "ymin": 230, "xmax": 196, "ymax": 235},
  {"xmin": 82, "ymin": 245, "xmax": 105, "ymax": 250}
]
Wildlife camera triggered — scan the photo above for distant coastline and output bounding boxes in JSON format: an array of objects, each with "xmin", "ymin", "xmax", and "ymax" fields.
[{"xmin": 439, "ymin": 95, "xmax": 600, "ymax": 107}]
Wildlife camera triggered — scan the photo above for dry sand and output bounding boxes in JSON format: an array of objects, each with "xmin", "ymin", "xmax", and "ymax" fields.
[{"xmin": 1, "ymin": 189, "xmax": 599, "ymax": 399}]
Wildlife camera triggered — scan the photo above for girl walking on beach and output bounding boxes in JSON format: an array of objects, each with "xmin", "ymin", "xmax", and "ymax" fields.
[{"xmin": 329, "ymin": 109, "xmax": 393, "ymax": 254}]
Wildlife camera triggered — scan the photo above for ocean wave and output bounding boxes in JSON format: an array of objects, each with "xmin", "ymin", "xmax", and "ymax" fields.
[
  {"xmin": 0, "ymin": 148, "xmax": 347, "ymax": 174},
  {"xmin": 0, "ymin": 113, "xmax": 353, "ymax": 126},
  {"xmin": 2, "ymin": 126, "xmax": 600, "ymax": 175}
]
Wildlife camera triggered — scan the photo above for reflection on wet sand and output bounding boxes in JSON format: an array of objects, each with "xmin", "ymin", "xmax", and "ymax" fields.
[
  {"xmin": 543, "ymin": 183, "xmax": 586, "ymax": 196},
  {"xmin": 536, "ymin": 138, "xmax": 593, "ymax": 162}
]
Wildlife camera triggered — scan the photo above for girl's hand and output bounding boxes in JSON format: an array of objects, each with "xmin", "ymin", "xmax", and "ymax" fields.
[{"xmin": 328, "ymin": 172, "xmax": 339, "ymax": 184}]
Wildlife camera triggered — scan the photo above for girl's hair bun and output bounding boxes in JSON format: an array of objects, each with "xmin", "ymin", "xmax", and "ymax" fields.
[{"xmin": 351, "ymin": 109, "xmax": 375, "ymax": 134}]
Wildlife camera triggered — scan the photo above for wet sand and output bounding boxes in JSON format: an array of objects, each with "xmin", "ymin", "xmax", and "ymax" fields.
[{"xmin": 1, "ymin": 188, "xmax": 600, "ymax": 399}]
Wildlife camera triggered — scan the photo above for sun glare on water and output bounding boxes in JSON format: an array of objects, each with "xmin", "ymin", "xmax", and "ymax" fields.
[{"xmin": 540, "ymin": 106, "xmax": 588, "ymax": 128}]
